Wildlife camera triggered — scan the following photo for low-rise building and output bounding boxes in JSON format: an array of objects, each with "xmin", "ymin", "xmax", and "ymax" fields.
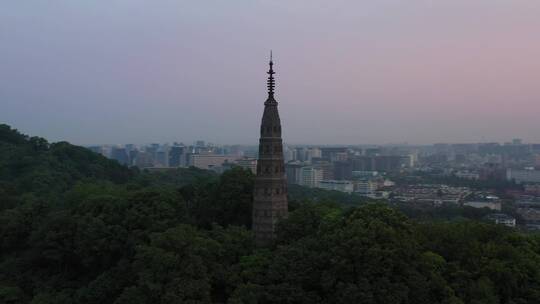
[
  {"xmin": 393, "ymin": 184, "xmax": 471, "ymax": 205},
  {"xmin": 319, "ymin": 180, "xmax": 354, "ymax": 193},
  {"xmin": 235, "ymin": 157, "xmax": 257, "ymax": 174},
  {"xmin": 464, "ymin": 193, "xmax": 502, "ymax": 211},
  {"xmin": 464, "ymin": 201, "xmax": 502, "ymax": 211},
  {"xmin": 485, "ymin": 213, "xmax": 516, "ymax": 227},
  {"xmin": 189, "ymin": 154, "xmax": 236, "ymax": 170},
  {"xmin": 355, "ymin": 180, "xmax": 379, "ymax": 196},
  {"xmin": 455, "ymin": 171, "xmax": 480, "ymax": 180}
]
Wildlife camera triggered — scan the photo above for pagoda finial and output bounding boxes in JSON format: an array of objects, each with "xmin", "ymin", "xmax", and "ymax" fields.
[{"xmin": 267, "ymin": 51, "xmax": 275, "ymax": 98}]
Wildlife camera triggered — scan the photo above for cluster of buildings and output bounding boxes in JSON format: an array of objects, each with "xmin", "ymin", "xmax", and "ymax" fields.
[
  {"xmin": 90, "ymin": 138, "xmax": 540, "ymax": 198},
  {"xmin": 88, "ymin": 141, "xmax": 258, "ymax": 174},
  {"xmin": 284, "ymin": 146, "xmax": 409, "ymax": 196},
  {"xmin": 415, "ymin": 140, "xmax": 540, "ymax": 183},
  {"xmin": 393, "ymin": 184, "xmax": 472, "ymax": 205},
  {"xmin": 89, "ymin": 136, "xmax": 540, "ymax": 230}
]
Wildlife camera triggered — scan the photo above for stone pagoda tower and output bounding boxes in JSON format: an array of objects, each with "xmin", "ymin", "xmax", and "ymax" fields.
[{"xmin": 252, "ymin": 53, "xmax": 288, "ymax": 246}]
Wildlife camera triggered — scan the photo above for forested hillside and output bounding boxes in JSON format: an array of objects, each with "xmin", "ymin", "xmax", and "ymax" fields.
[
  {"xmin": 0, "ymin": 125, "xmax": 133, "ymax": 209},
  {"xmin": 1, "ymin": 124, "xmax": 540, "ymax": 304}
]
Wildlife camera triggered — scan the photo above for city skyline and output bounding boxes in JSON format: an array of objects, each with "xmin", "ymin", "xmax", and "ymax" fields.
[{"xmin": 2, "ymin": 1, "xmax": 540, "ymax": 145}]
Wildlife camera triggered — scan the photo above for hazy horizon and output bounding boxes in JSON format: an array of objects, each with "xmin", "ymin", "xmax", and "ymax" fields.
[{"xmin": 2, "ymin": 1, "xmax": 540, "ymax": 145}]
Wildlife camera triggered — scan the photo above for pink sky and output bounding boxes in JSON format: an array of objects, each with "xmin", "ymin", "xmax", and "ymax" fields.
[{"xmin": 1, "ymin": 0, "xmax": 540, "ymax": 145}]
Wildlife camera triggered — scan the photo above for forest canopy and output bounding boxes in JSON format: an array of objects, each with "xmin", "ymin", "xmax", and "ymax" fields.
[{"xmin": 1, "ymin": 124, "xmax": 540, "ymax": 304}]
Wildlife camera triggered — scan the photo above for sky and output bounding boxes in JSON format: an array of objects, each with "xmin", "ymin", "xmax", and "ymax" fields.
[{"xmin": 1, "ymin": 0, "xmax": 540, "ymax": 145}]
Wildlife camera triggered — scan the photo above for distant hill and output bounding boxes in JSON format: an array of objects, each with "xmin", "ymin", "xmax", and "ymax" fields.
[
  {"xmin": 0, "ymin": 124, "xmax": 133, "ymax": 207},
  {"xmin": 0, "ymin": 124, "xmax": 221, "ymax": 210}
]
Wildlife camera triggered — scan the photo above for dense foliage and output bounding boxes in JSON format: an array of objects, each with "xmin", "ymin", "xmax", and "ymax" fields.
[{"xmin": 2, "ymin": 124, "xmax": 540, "ymax": 304}]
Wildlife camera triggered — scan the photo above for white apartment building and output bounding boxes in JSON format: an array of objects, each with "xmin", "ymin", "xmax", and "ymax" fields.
[
  {"xmin": 318, "ymin": 180, "xmax": 354, "ymax": 193},
  {"xmin": 299, "ymin": 166, "xmax": 323, "ymax": 188}
]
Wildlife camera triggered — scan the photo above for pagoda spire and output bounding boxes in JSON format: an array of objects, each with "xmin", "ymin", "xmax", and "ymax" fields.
[
  {"xmin": 267, "ymin": 51, "xmax": 275, "ymax": 99},
  {"xmin": 253, "ymin": 53, "xmax": 288, "ymax": 246}
]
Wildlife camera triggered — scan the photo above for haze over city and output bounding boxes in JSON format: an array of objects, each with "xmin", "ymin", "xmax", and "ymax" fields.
[{"xmin": 2, "ymin": 0, "xmax": 540, "ymax": 145}]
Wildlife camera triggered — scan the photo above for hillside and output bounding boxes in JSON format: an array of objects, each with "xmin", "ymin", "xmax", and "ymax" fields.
[
  {"xmin": 1, "ymin": 124, "xmax": 540, "ymax": 304},
  {"xmin": 0, "ymin": 124, "xmax": 133, "ymax": 208}
]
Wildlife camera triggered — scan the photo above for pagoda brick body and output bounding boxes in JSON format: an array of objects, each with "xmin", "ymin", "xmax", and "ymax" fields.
[{"xmin": 252, "ymin": 55, "xmax": 288, "ymax": 246}]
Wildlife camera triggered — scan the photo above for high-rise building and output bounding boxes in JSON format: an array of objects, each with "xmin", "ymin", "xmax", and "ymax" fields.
[
  {"xmin": 169, "ymin": 145, "xmax": 186, "ymax": 167},
  {"xmin": 333, "ymin": 160, "xmax": 353, "ymax": 180},
  {"xmin": 312, "ymin": 160, "xmax": 334, "ymax": 180},
  {"xmin": 321, "ymin": 147, "xmax": 348, "ymax": 160},
  {"xmin": 111, "ymin": 147, "xmax": 129, "ymax": 165},
  {"xmin": 134, "ymin": 151, "xmax": 154, "ymax": 168},
  {"xmin": 252, "ymin": 54, "xmax": 288, "ymax": 246},
  {"xmin": 285, "ymin": 162, "xmax": 303, "ymax": 184},
  {"xmin": 155, "ymin": 150, "xmax": 168, "ymax": 167}
]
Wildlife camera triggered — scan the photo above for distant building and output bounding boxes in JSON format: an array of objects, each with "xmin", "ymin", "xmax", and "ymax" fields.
[
  {"xmin": 516, "ymin": 206, "xmax": 540, "ymax": 230},
  {"xmin": 485, "ymin": 213, "xmax": 516, "ymax": 227},
  {"xmin": 314, "ymin": 161, "xmax": 334, "ymax": 180},
  {"xmin": 524, "ymin": 184, "xmax": 540, "ymax": 195},
  {"xmin": 352, "ymin": 155, "xmax": 404, "ymax": 172},
  {"xmin": 283, "ymin": 147, "xmax": 295, "ymax": 162},
  {"xmin": 393, "ymin": 184, "xmax": 471, "ymax": 205},
  {"xmin": 333, "ymin": 160, "xmax": 352, "ymax": 180},
  {"xmin": 464, "ymin": 201, "xmax": 502, "ymax": 211},
  {"xmin": 320, "ymin": 147, "xmax": 348, "ymax": 161},
  {"xmin": 299, "ymin": 166, "xmax": 323, "ymax": 188},
  {"xmin": 332, "ymin": 152, "xmax": 349, "ymax": 162},
  {"xmin": 535, "ymin": 154, "xmax": 540, "ymax": 168},
  {"xmin": 319, "ymin": 180, "xmax": 354, "ymax": 193},
  {"xmin": 355, "ymin": 180, "xmax": 378, "ymax": 196},
  {"xmin": 235, "ymin": 157, "xmax": 257, "ymax": 174},
  {"xmin": 155, "ymin": 150, "xmax": 168, "ymax": 167},
  {"xmin": 507, "ymin": 168, "xmax": 540, "ymax": 184},
  {"xmin": 169, "ymin": 145, "xmax": 186, "ymax": 167},
  {"xmin": 352, "ymin": 171, "xmax": 379, "ymax": 178},
  {"xmin": 480, "ymin": 163, "xmax": 506, "ymax": 180},
  {"xmin": 285, "ymin": 162, "xmax": 303, "ymax": 185},
  {"xmin": 189, "ymin": 154, "xmax": 236, "ymax": 170},
  {"xmin": 455, "ymin": 171, "xmax": 480, "ymax": 180},
  {"xmin": 111, "ymin": 147, "xmax": 129, "ymax": 165},
  {"xmin": 306, "ymin": 147, "xmax": 322, "ymax": 161},
  {"xmin": 134, "ymin": 151, "xmax": 154, "ymax": 168}
]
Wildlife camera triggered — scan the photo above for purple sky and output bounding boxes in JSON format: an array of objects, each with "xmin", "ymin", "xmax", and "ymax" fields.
[{"xmin": 1, "ymin": 1, "xmax": 540, "ymax": 145}]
